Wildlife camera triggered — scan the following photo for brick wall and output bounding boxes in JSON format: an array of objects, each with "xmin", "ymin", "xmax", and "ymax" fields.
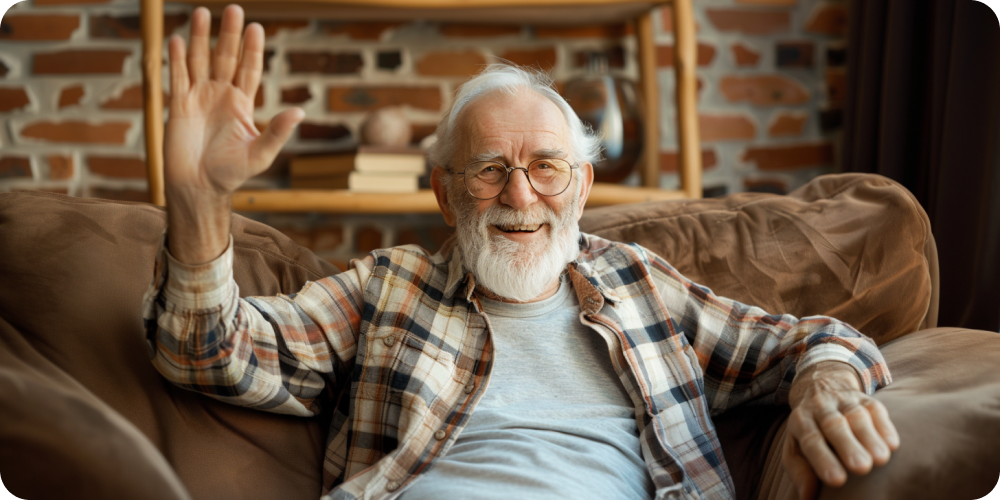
[{"xmin": 0, "ymin": 0, "xmax": 847, "ymax": 265}]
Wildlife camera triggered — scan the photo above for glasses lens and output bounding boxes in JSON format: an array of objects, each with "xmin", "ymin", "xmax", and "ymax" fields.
[
  {"xmin": 528, "ymin": 158, "xmax": 573, "ymax": 196},
  {"xmin": 464, "ymin": 162, "xmax": 507, "ymax": 199}
]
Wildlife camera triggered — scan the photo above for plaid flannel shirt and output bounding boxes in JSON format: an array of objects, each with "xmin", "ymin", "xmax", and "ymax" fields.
[{"xmin": 142, "ymin": 232, "xmax": 891, "ymax": 500}]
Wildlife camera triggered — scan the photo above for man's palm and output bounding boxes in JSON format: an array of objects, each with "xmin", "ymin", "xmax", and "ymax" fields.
[{"xmin": 164, "ymin": 5, "xmax": 302, "ymax": 197}]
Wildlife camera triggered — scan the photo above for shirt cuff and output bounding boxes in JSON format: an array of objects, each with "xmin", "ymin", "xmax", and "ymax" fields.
[
  {"xmin": 795, "ymin": 343, "xmax": 875, "ymax": 394},
  {"xmin": 162, "ymin": 235, "xmax": 235, "ymax": 311}
]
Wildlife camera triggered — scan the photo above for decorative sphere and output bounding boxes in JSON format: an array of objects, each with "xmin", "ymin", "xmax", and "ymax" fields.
[{"xmin": 360, "ymin": 107, "xmax": 412, "ymax": 147}]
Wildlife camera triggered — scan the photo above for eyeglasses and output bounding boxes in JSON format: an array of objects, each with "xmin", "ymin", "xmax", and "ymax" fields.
[{"xmin": 456, "ymin": 158, "xmax": 579, "ymax": 200}]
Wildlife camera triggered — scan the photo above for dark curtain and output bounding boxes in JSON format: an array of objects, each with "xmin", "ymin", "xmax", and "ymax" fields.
[{"xmin": 843, "ymin": 0, "xmax": 1000, "ymax": 332}]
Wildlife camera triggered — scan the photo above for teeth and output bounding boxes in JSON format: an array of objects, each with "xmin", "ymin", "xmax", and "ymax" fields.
[{"xmin": 497, "ymin": 223, "xmax": 542, "ymax": 232}]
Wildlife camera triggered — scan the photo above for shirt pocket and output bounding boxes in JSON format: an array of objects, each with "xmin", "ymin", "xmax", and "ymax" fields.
[{"xmin": 388, "ymin": 334, "xmax": 460, "ymax": 416}]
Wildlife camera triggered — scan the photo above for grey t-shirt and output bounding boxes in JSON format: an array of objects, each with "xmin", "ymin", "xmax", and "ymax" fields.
[{"xmin": 398, "ymin": 276, "xmax": 654, "ymax": 500}]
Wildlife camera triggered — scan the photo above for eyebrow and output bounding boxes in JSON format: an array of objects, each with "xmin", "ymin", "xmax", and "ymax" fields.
[{"xmin": 468, "ymin": 148, "xmax": 568, "ymax": 163}]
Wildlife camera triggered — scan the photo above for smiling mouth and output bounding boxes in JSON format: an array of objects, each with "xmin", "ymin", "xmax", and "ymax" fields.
[{"xmin": 495, "ymin": 223, "xmax": 543, "ymax": 233}]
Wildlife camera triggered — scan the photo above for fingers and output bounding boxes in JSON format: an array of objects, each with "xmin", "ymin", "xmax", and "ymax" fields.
[
  {"xmin": 248, "ymin": 107, "xmax": 305, "ymax": 172},
  {"xmin": 212, "ymin": 4, "xmax": 245, "ymax": 82},
  {"xmin": 865, "ymin": 398, "xmax": 901, "ymax": 451},
  {"xmin": 188, "ymin": 7, "xmax": 211, "ymax": 82},
  {"xmin": 783, "ymin": 434, "xmax": 820, "ymax": 500},
  {"xmin": 234, "ymin": 22, "xmax": 264, "ymax": 99},
  {"xmin": 818, "ymin": 407, "xmax": 873, "ymax": 475},
  {"xmin": 168, "ymin": 35, "xmax": 189, "ymax": 100},
  {"xmin": 789, "ymin": 409, "xmax": 848, "ymax": 486},
  {"xmin": 844, "ymin": 403, "xmax": 892, "ymax": 467}
]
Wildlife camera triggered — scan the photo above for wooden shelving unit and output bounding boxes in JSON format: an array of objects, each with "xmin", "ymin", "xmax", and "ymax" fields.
[{"xmin": 140, "ymin": 0, "xmax": 703, "ymax": 211}]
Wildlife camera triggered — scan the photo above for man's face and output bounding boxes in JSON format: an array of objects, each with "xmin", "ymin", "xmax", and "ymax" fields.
[{"xmin": 432, "ymin": 89, "xmax": 593, "ymax": 302}]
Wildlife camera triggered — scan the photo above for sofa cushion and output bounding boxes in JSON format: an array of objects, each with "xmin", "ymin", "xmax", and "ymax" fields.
[
  {"xmin": 580, "ymin": 173, "xmax": 936, "ymax": 345},
  {"xmin": 756, "ymin": 328, "xmax": 1000, "ymax": 500},
  {"xmin": 0, "ymin": 191, "xmax": 338, "ymax": 500}
]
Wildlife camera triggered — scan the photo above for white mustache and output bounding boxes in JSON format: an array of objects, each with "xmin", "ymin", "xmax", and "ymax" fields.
[{"xmin": 479, "ymin": 204, "xmax": 556, "ymax": 229}]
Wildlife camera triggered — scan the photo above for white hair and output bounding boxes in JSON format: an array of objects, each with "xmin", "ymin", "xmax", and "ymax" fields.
[{"xmin": 427, "ymin": 64, "xmax": 603, "ymax": 170}]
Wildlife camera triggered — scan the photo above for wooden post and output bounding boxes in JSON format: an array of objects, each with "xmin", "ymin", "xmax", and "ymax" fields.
[
  {"xmin": 636, "ymin": 11, "xmax": 660, "ymax": 188},
  {"xmin": 672, "ymin": 0, "xmax": 702, "ymax": 199},
  {"xmin": 141, "ymin": 0, "xmax": 166, "ymax": 206}
]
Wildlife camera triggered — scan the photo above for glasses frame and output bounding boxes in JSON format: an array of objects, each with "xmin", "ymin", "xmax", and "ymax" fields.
[{"xmin": 456, "ymin": 158, "xmax": 580, "ymax": 200}]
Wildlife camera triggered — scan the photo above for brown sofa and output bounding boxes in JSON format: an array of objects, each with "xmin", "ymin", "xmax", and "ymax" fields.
[{"xmin": 1, "ymin": 173, "xmax": 997, "ymax": 500}]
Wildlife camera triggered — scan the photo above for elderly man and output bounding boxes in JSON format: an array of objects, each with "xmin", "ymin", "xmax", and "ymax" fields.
[{"xmin": 143, "ymin": 5, "xmax": 899, "ymax": 500}]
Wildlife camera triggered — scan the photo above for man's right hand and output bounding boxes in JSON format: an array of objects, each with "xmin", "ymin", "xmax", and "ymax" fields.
[{"xmin": 164, "ymin": 4, "xmax": 303, "ymax": 264}]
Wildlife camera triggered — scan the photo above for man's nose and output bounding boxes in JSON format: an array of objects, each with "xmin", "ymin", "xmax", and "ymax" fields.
[{"xmin": 499, "ymin": 167, "xmax": 539, "ymax": 209}]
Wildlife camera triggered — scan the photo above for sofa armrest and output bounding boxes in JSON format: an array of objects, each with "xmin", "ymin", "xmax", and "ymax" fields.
[{"xmin": 755, "ymin": 328, "xmax": 1000, "ymax": 500}]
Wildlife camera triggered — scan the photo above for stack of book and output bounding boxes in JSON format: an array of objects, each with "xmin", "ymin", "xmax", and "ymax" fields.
[{"xmin": 290, "ymin": 146, "xmax": 427, "ymax": 193}]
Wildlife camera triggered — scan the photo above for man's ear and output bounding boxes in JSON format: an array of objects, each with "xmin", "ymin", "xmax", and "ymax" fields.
[
  {"xmin": 430, "ymin": 166, "xmax": 457, "ymax": 227},
  {"xmin": 575, "ymin": 162, "xmax": 595, "ymax": 220}
]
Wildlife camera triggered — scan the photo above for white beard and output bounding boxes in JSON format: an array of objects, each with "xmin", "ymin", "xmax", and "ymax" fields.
[{"xmin": 454, "ymin": 188, "xmax": 581, "ymax": 302}]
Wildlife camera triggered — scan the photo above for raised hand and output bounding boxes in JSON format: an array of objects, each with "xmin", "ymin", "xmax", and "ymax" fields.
[
  {"xmin": 782, "ymin": 361, "xmax": 900, "ymax": 500},
  {"xmin": 163, "ymin": 5, "xmax": 304, "ymax": 264},
  {"xmin": 165, "ymin": 4, "xmax": 302, "ymax": 196}
]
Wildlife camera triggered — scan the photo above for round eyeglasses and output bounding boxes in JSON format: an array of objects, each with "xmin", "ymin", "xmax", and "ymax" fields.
[{"xmin": 456, "ymin": 158, "xmax": 579, "ymax": 200}]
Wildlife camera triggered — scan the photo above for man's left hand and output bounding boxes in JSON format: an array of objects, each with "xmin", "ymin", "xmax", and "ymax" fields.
[{"xmin": 783, "ymin": 361, "xmax": 900, "ymax": 500}]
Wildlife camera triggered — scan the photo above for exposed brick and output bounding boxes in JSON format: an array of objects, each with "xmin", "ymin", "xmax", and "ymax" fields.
[
  {"xmin": 263, "ymin": 49, "xmax": 275, "ymax": 72},
  {"xmin": 312, "ymin": 225, "xmax": 344, "ymax": 252},
  {"xmin": 660, "ymin": 8, "xmax": 701, "ymax": 33},
  {"xmin": 768, "ymin": 111, "xmax": 808, "ymax": 137},
  {"xmin": 736, "ymin": 0, "xmax": 797, "ymax": 4},
  {"xmin": 705, "ymin": 8, "xmax": 791, "ymax": 35},
  {"xmin": 377, "ymin": 51, "xmax": 402, "ymax": 70},
  {"xmin": 323, "ymin": 22, "xmax": 400, "ymax": 40},
  {"xmin": 47, "ymin": 155, "xmax": 73, "ymax": 179},
  {"xmin": 744, "ymin": 177, "xmax": 789, "ymax": 195},
  {"xmin": 34, "ymin": 50, "xmax": 130, "ymax": 75},
  {"xmin": 498, "ymin": 47, "xmax": 557, "ymax": 71},
  {"xmin": 100, "ymin": 84, "xmax": 169, "ymax": 110},
  {"xmin": 286, "ymin": 51, "xmax": 363, "ymax": 74},
  {"xmin": 827, "ymin": 45, "xmax": 847, "ymax": 66},
  {"xmin": 659, "ymin": 149, "xmax": 718, "ymax": 173},
  {"xmin": 90, "ymin": 13, "xmax": 187, "ymax": 39},
  {"xmin": 0, "ymin": 13, "xmax": 80, "ymax": 41},
  {"xmin": 395, "ymin": 226, "xmax": 453, "ymax": 252},
  {"xmin": 356, "ymin": 226, "xmax": 383, "ymax": 253},
  {"xmin": 211, "ymin": 19, "xmax": 309, "ymax": 37},
  {"xmin": 535, "ymin": 24, "xmax": 632, "ymax": 38},
  {"xmin": 719, "ymin": 75, "xmax": 810, "ymax": 106},
  {"xmin": 731, "ymin": 43, "xmax": 761, "ymax": 67},
  {"xmin": 805, "ymin": 3, "xmax": 848, "ymax": 36},
  {"xmin": 19, "ymin": 121, "xmax": 131, "ymax": 145},
  {"xmin": 826, "ymin": 68, "xmax": 846, "ymax": 105},
  {"xmin": 440, "ymin": 24, "xmax": 522, "ymax": 37},
  {"xmin": 699, "ymin": 114, "xmax": 756, "ymax": 142},
  {"xmin": 89, "ymin": 187, "xmax": 150, "ymax": 203},
  {"xmin": 88, "ymin": 156, "xmax": 146, "ymax": 178},
  {"xmin": 776, "ymin": 41, "xmax": 815, "ymax": 68},
  {"xmin": 0, "ymin": 87, "xmax": 30, "ymax": 112},
  {"xmin": 0, "ymin": 156, "xmax": 31, "ymax": 178},
  {"xmin": 33, "ymin": 0, "xmax": 110, "ymax": 4},
  {"xmin": 656, "ymin": 43, "xmax": 716, "ymax": 67},
  {"xmin": 298, "ymin": 122, "xmax": 351, "ymax": 141},
  {"xmin": 572, "ymin": 46, "xmax": 625, "ymax": 69},
  {"xmin": 328, "ymin": 86, "xmax": 441, "ymax": 112},
  {"xmin": 411, "ymin": 123, "xmax": 437, "ymax": 145},
  {"xmin": 281, "ymin": 85, "xmax": 312, "ymax": 104},
  {"xmin": 742, "ymin": 143, "xmax": 834, "ymax": 171},
  {"xmin": 58, "ymin": 84, "xmax": 84, "ymax": 108},
  {"xmin": 416, "ymin": 50, "xmax": 487, "ymax": 77}
]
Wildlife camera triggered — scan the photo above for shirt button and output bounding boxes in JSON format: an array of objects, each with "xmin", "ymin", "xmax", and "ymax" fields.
[
  {"xmin": 386, "ymin": 481, "xmax": 400, "ymax": 492},
  {"xmin": 434, "ymin": 429, "xmax": 447, "ymax": 440},
  {"xmin": 383, "ymin": 336, "xmax": 396, "ymax": 347},
  {"xmin": 464, "ymin": 383, "xmax": 475, "ymax": 394}
]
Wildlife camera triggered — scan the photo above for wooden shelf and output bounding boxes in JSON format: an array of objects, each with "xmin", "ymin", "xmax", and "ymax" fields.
[
  {"xmin": 143, "ymin": 0, "xmax": 703, "ymax": 206},
  {"xmin": 172, "ymin": 0, "xmax": 670, "ymax": 24},
  {"xmin": 232, "ymin": 183, "xmax": 686, "ymax": 213}
]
